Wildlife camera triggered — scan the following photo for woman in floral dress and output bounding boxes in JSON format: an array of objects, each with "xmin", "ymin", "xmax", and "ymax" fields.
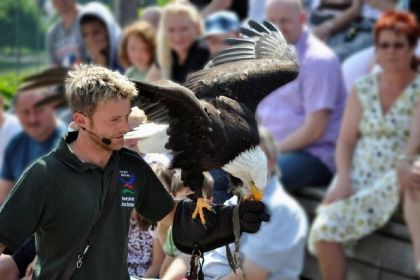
[{"xmin": 308, "ymin": 11, "xmax": 420, "ymax": 280}]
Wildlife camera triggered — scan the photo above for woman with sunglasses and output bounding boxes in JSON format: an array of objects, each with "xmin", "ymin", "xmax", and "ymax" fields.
[{"xmin": 308, "ymin": 10, "xmax": 420, "ymax": 280}]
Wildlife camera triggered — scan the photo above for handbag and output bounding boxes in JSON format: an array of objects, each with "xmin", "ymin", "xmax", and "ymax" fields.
[{"xmin": 59, "ymin": 166, "xmax": 120, "ymax": 280}]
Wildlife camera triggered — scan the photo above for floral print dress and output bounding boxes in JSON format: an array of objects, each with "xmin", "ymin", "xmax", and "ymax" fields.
[
  {"xmin": 308, "ymin": 73, "xmax": 420, "ymax": 254},
  {"xmin": 127, "ymin": 217, "xmax": 153, "ymax": 276}
]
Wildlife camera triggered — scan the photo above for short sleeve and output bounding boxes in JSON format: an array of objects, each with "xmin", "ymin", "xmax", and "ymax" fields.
[
  {"xmin": 301, "ymin": 57, "xmax": 344, "ymax": 114},
  {"xmin": 1, "ymin": 141, "xmax": 17, "ymax": 181},
  {"xmin": 134, "ymin": 162, "xmax": 174, "ymax": 223},
  {"xmin": 0, "ymin": 163, "xmax": 48, "ymax": 251}
]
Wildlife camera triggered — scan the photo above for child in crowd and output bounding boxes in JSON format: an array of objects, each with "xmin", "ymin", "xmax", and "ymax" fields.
[
  {"xmin": 79, "ymin": 2, "xmax": 122, "ymax": 71},
  {"xmin": 124, "ymin": 110, "xmax": 168, "ymax": 278},
  {"xmin": 152, "ymin": 166, "xmax": 214, "ymax": 278},
  {"xmin": 119, "ymin": 20, "xmax": 156, "ymax": 81},
  {"xmin": 127, "ymin": 209, "xmax": 163, "ymax": 277}
]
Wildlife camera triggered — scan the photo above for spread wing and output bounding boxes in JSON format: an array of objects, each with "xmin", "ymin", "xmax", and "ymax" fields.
[
  {"xmin": 183, "ymin": 20, "xmax": 299, "ymax": 113},
  {"xmin": 131, "ymin": 80, "xmax": 213, "ymax": 161}
]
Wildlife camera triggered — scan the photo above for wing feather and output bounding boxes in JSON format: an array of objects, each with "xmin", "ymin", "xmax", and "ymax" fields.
[
  {"xmin": 183, "ymin": 20, "xmax": 298, "ymax": 113},
  {"xmin": 131, "ymin": 80, "xmax": 212, "ymax": 159}
]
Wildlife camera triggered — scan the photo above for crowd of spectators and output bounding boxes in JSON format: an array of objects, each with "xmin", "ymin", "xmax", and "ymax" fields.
[{"xmin": 2, "ymin": 0, "xmax": 420, "ymax": 279}]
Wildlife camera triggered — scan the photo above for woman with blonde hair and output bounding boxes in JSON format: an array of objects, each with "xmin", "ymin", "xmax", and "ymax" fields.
[{"xmin": 146, "ymin": 3, "xmax": 210, "ymax": 83}]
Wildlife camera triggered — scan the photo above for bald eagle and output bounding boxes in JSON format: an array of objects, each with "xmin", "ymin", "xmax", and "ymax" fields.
[{"xmin": 131, "ymin": 20, "xmax": 298, "ymax": 224}]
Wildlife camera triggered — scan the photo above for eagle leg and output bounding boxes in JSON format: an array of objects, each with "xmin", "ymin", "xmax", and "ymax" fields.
[
  {"xmin": 191, "ymin": 197, "xmax": 214, "ymax": 227},
  {"xmin": 182, "ymin": 170, "xmax": 216, "ymax": 227}
]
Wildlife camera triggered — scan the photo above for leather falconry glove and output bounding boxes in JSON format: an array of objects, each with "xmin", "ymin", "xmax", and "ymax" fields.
[{"xmin": 172, "ymin": 199, "xmax": 270, "ymax": 254}]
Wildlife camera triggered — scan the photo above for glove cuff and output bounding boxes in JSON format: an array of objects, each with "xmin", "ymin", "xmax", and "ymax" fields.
[{"xmin": 172, "ymin": 199, "xmax": 235, "ymax": 254}]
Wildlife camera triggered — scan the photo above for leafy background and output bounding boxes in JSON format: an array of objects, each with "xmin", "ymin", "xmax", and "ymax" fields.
[{"xmin": 0, "ymin": 0, "xmax": 172, "ymax": 109}]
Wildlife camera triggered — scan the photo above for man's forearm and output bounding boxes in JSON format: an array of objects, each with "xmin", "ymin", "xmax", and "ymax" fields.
[{"xmin": 277, "ymin": 110, "xmax": 330, "ymax": 153}]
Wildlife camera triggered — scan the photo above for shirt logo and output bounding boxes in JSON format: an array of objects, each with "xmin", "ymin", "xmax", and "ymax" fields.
[{"xmin": 120, "ymin": 170, "xmax": 135, "ymax": 207}]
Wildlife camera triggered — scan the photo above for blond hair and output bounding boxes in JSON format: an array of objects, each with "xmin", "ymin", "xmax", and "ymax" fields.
[
  {"xmin": 65, "ymin": 64, "xmax": 137, "ymax": 116},
  {"xmin": 157, "ymin": 3, "xmax": 204, "ymax": 79}
]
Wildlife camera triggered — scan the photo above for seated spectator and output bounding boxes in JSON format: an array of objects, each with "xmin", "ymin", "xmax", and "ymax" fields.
[
  {"xmin": 203, "ymin": 11, "xmax": 240, "ymax": 55},
  {"xmin": 47, "ymin": 0, "xmax": 87, "ymax": 66},
  {"xmin": 79, "ymin": 2, "xmax": 122, "ymax": 71},
  {"xmin": 124, "ymin": 107, "xmax": 171, "ymax": 166},
  {"xmin": 341, "ymin": 3, "xmax": 420, "ymax": 93},
  {"xmin": 0, "ymin": 95, "xmax": 21, "ymax": 173},
  {"xmin": 397, "ymin": 91, "xmax": 420, "ymax": 278},
  {"xmin": 310, "ymin": 0, "xmax": 397, "ymax": 61},
  {"xmin": 256, "ymin": 0, "xmax": 346, "ymax": 192},
  {"xmin": 0, "ymin": 84, "xmax": 66, "ymax": 279},
  {"xmin": 127, "ymin": 208, "xmax": 165, "ymax": 278},
  {"xmin": 159, "ymin": 169, "xmax": 214, "ymax": 279},
  {"xmin": 182, "ymin": 0, "xmax": 248, "ymax": 20},
  {"xmin": 201, "ymin": 127, "xmax": 308, "ymax": 280},
  {"xmin": 124, "ymin": 110, "xmax": 167, "ymax": 279},
  {"xmin": 119, "ymin": 20, "xmax": 156, "ymax": 81},
  {"xmin": 308, "ymin": 11, "xmax": 420, "ymax": 280},
  {"xmin": 146, "ymin": 3, "xmax": 210, "ymax": 83}
]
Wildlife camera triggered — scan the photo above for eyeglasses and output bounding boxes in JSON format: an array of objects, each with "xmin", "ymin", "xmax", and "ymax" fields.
[{"xmin": 377, "ymin": 42, "xmax": 407, "ymax": 50}]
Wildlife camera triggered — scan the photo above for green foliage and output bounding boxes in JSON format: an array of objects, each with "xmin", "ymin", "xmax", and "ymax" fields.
[
  {"xmin": 0, "ymin": 0, "xmax": 45, "ymax": 51},
  {"xmin": 0, "ymin": 67, "xmax": 41, "ymax": 109},
  {"xmin": 0, "ymin": 72, "xmax": 21, "ymax": 108},
  {"xmin": 157, "ymin": 0, "xmax": 174, "ymax": 6}
]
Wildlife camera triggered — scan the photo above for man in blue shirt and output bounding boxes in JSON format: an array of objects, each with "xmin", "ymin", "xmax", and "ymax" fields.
[{"xmin": 0, "ymin": 85, "xmax": 65, "ymax": 279}]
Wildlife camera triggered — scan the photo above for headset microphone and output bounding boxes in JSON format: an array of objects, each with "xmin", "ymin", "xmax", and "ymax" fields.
[{"xmin": 81, "ymin": 127, "xmax": 112, "ymax": 145}]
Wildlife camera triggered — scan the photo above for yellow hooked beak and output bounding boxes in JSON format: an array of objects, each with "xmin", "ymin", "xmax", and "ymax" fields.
[{"xmin": 250, "ymin": 181, "xmax": 264, "ymax": 201}]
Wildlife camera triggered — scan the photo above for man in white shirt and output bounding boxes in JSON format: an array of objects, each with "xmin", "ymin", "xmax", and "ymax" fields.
[{"xmin": 202, "ymin": 127, "xmax": 308, "ymax": 280}]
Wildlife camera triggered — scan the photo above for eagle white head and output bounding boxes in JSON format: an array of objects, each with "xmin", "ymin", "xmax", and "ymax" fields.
[{"xmin": 222, "ymin": 146, "xmax": 268, "ymax": 200}]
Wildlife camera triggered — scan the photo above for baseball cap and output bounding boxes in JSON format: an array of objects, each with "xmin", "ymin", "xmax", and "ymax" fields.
[{"xmin": 204, "ymin": 11, "xmax": 240, "ymax": 38}]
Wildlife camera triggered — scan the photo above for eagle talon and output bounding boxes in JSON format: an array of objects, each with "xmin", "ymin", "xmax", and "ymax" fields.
[{"xmin": 192, "ymin": 197, "xmax": 213, "ymax": 227}]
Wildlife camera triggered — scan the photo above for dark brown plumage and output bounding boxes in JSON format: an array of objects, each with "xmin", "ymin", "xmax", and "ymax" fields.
[{"xmin": 131, "ymin": 21, "xmax": 299, "ymax": 199}]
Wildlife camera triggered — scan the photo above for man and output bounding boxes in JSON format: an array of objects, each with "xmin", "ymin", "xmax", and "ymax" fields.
[
  {"xmin": 0, "ymin": 86, "xmax": 65, "ymax": 279},
  {"xmin": 0, "ymin": 87, "xmax": 65, "ymax": 203},
  {"xmin": 202, "ymin": 127, "xmax": 308, "ymax": 280},
  {"xmin": 0, "ymin": 65, "xmax": 267, "ymax": 279},
  {"xmin": 256, "ymin": 0, "xmax": 347, "ymax": 192},
  {"xmin": 0, "ymin": 95, "xmax": 21, "ymax": 173},
  {"xmin": 203, "ymin": 11, "xmax": 240, "ymax": 55},
  {"xmin": 47, "ymin": 0, "xmax": 87, "ymax": 66}
]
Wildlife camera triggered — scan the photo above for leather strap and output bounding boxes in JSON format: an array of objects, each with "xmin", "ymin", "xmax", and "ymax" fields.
[{"xmin": 60, "ymin": 167, "xmax": 119, "ymax": 280}]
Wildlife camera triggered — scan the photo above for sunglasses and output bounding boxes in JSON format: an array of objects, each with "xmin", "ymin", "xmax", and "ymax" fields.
[{"xmin": 377, "ymin": 42, "xmax": 407, "ymax": 50}]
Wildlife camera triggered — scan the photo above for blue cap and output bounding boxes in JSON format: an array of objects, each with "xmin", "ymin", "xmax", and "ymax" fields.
[{"xmin": 204, "ymin": 11, "xmax": 240, "ymax": 37}]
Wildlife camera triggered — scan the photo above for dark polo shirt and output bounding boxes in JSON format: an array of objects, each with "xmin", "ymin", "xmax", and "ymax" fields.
[{"xmin": 0, "ymin": 138, "xmax": 174, "ymax": 279}]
